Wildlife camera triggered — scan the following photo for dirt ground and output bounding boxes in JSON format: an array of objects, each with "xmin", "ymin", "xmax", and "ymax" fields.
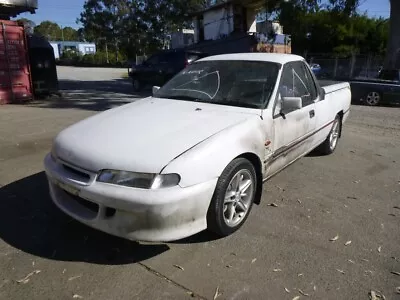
[{"xmin": 0, "ymin": 67, "xmax": 399, "ymax": 300}]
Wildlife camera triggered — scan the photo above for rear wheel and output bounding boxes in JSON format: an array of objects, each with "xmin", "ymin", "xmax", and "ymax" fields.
[
  {"xmin": 316, "ymin": 115, "xmax": 342, "ymax": 155},
  {"xmin": 364, "ymin": 91, "xmax": 381, "ymax": 106},
  {"xmin": 207, "ymin": 158, "xmax": 257, "ymax": 237},
  {"xmin": 132, "ymin": 79, "xmax": 142, "ymax": 92}
]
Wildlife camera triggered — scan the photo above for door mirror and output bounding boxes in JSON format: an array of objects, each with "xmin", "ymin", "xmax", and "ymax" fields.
[
  {"xmin": 281, "ymin": 97, "xmax": 302, "ymax": 113},
  {"xmin": 152, "ymin": 86, "xmax": 160, "ymax": 96}
]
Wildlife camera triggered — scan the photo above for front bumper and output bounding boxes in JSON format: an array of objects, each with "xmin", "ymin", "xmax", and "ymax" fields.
[{"xmin": 43, "ymin": 154, "xmax": 217, "ymax": 242}]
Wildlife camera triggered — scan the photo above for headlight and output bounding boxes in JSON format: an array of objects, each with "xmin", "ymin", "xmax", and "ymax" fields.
[{"xmin": 97, "ymin": 170, "xmax": 180, "ymax": 189}]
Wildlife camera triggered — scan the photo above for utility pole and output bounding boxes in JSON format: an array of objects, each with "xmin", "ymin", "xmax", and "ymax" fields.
[{"xmin": 105, "ymin": 42, "xmax": 110, "ymax": 64}]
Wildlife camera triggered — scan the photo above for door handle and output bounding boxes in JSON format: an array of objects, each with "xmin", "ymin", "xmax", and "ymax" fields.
[{"xmin": 309, "ymin": 110, "xmax": 315, "ymax": 118}]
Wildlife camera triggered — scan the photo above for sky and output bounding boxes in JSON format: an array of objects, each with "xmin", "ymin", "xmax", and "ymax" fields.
[{"xmin": 17, "ymin": 0, "xmax": 391, "ymax": 29}]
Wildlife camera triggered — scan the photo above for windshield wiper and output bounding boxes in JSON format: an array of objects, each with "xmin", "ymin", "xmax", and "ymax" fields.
[
  {"xmin": 220, "ymin": 99, "xmax": 261, "ymax": 109},
  {"xmin": 158, "ymin": 95, "xmax": 203, "ymax": 102}
]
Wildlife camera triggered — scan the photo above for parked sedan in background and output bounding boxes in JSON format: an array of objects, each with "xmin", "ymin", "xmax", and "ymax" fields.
[
  {"xmin": 349, "ymin": 69, "xmax": 400, "ymax": 106},
  {"xmin": 44, "ymin": 53, "xmax": 351, "ymax": 242},
  {"xmin": 128, "ymin": 49, "xmax": 208, "ymax": 91}
]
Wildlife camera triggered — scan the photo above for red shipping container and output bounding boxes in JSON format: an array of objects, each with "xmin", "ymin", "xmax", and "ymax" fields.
[{"xmin": 0, "ymin": 20, "xmax": 33, "ymax": 105}]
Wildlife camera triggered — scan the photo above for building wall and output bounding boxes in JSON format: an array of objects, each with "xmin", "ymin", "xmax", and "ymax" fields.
[
  {"xmin": 247, "ymin": 9, "xmax": 257, "ymax": 33},
  {"xmin": 50, "ymin": 42, "xmax": 60, "ymax": 59},
  {"xmin": 78, "ymin": 43, "xmax": 96, "ymax": 55},
  {"xmin": 49, "ymin": 41, "xmax": 96, "ymax": 57},
  {"xmin": 171, "ymin": 30, "xmax": 195, "ymax": 49},
  {"xmin": 203, "ymin": 5, "xmax": 233, "ymax": 40}
]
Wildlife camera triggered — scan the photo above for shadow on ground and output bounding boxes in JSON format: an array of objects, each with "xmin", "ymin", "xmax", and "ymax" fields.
[
  {"xmin": 0, "ymin": 172, "xmax": 169, "ymax": 265},
  {"xmin": 27, "ymin": 79, "xmax": 151, "ymax": 112}
]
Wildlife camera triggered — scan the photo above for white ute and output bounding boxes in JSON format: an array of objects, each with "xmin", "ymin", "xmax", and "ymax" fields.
[{"xmin": 44, "ymin": 53, "xmax": 351, "ymax": 242}]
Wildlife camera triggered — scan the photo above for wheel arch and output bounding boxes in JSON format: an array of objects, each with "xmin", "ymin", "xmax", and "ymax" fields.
[{"xmin": 236, "ymin": 153, "xmax": 263, "ymax": 205}]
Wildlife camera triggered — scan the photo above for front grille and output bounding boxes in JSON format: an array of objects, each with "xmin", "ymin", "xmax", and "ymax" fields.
[
  {"xmin": 61, "ymin": 164, "xmax": 91, "ymax": 182},
  {"xmin": 64, "ymin": 190, "xmax": 99, "ymax": 214}
]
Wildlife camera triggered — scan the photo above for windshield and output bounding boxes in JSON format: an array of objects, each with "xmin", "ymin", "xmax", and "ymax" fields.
[{"xmin": 155, "ymin": 60, "xmax": 281, "ymax": 109}]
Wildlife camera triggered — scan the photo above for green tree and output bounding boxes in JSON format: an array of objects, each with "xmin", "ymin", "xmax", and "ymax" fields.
[
  {"xmin": 384, "ymin": 0, "xmax": 400, "ymax": 68},
  {"xmin": 62, "ymin": 27, "xmax": 79, "ymax": 41},
  {"xmin": 79, "ymin": 0, "xmax": 211, "ymax": 58},
  {"xmin": 34, "ymin": 21, "xmax": 62, "ymax": 40}
]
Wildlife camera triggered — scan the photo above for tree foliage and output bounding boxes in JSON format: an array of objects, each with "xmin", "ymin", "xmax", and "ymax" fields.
[
  {"xmin": 34, "ymin": 21, "xmax": 80, "ymax": 41},
  {"xmin": 277, "ymin": 0, "xmax": 388, "ymax": 56}
]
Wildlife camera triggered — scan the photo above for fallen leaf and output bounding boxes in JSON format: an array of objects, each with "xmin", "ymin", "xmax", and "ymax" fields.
[
  {"xmin": 330, "ymin": 235, "xmax": 339, "ymax": 242},
  {"xmin": 226, "ymin": 265, "xmax": 232, "ymax": 268},
  {"xmin": 297, "ymin": 199, "xmax": 302, "ymax": 204},
  {"xmin": 298, "ymin": 273, "xmax": 304, "ymax": 277},
  {"xmin": 378, "ymin": 246, "xmax": 382, "ymax": 253},
  {"xmin": 230, "ymin": 252, "xmax": 236, "ymax": 256},
  {"xmin": 392, "ymin": 257, "xmax": 400, "ymax": 262},
  {"xmin": 393, "ymin": 206, "xmax": 400, "ymax": 210},
  {"xmin": 388, "ymin": 213, "xmax": 396, "ymax": 217},
  {"xmin": 292, "ymin": 296, "xmax": 300, "ymax": 300},
  {"xmin": 348, "ymin": 259, "xmax": 355, "ymax": 264},
  {"xmin": 73, "ymin": 295, "xmax": 83, "ymax": 299},
  {"xmin": 68, "ymin": 275, "xmax": 82, "ymax": 281},
  {"xmin": 0, "ymin": 280, "xmax": 10, "ymax": 289},
  {"xmin": 173, "ymin": 265, "xmax": 184, "ymax": 271},
  {"xmin": 369, "ymin": 290, "xmax": 386, "ymax": 300},
  {"xmin": 336, "ymin": 269, "xmax": 345, "ymax": 274},
  {"xmin": 285, "ymin": 287, "xmax": 290, "ymax": 293},
  {"xmin": 361, "ymin": 259, "xmax": 369, "ymax": 262},
  {"xmin": 62, "ymin": 269, "xmax": 67, "ymax": 274},
  {"xmin": 16, "ymin": 270, "xmax": 41, "ymax": 284},
  {"xmin": 313, "ymin": 285, "xmax": 317, "ymax": 291},
  {"xmin": 365, "ymin": 270, "xmax": 373, "ymax": 275},
  {"xmin": 268, "ymin": 203, "xmax": 278, "ymax": 207},
  {"xmin": 273, "ymin": 268, "xmax": 282, "ymax": 272},
  {"xmin": 251, "ymin": 258, "xmax": 257, "ymax": 264},
  {"xmin": 396, "ymin": 287, "xmax": 400, "ymax": 294},
  {"xmin": 391, "ymin": 271, "xmax": 400, "ymax": 276},
  {"xmin": 299, "ymin": 289, "xmax": 309, "ymax": 296},
  {"xmin": 213, "ymin": 286, "xmax": 220, "ymax": 300},
  {"xmin": 347, "ymin": 196, "xmax": 357, "ymax": 200},
  {"xmin": 345, "ymin": 241, "xmax": 352, "ymax": 246}
]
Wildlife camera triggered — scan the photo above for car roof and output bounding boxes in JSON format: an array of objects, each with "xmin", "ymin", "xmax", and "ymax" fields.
[{"xmin": 198, "ymin": 53, "xmax": 304, "ymax": 65}]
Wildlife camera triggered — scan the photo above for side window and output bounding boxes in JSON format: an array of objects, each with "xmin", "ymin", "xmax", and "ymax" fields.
[
  {"xmin": 146, "ymin": 55, "xmax": 160, "ymax": 65},
  {"xmin": 301, "ymin": 62, "xmax": 318, "ymax": 101}
]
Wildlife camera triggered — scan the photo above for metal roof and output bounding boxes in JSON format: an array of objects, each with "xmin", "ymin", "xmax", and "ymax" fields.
[
  {"xmin": 0, "ymin": 0, "xmax": 38, "ymax": 17},
  {"xmin": 199, "ymin": 53, "xmax": 304, "ymax": 65}
]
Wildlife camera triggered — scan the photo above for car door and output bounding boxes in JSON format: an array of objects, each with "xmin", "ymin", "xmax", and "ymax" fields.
[
  {"xmin": 266, "ymin": 62, "xmax": 317, "ymax": 177},
  {"xmin": 141, "ymin": 54, "xmax": 161, "ymax": 85},
  {"xmin": 378, "ymin": 70, "xmax": 400, "ymax": 103}
]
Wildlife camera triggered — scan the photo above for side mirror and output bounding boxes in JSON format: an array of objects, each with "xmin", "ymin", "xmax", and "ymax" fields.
[
  {"xmin": 319, "ymin": 88, "xmax": 325, "ymax": 100},
  {"xmin": 281, "ymin": 97, "xmax": 302, "ymax": 113},
  {"xmin": 152, "ymin": 86, "xmax": 160, "ymax": 96}
]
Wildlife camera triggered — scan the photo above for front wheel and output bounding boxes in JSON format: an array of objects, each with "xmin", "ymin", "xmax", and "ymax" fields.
[
  {"xmin": 207, "ymin": 158, "xmax": 257, "ymax": 237},
  {"xmin": 316, "ymin": 115, "xmax": 342, "ymax": 155},
  {"xmin": 132, "ymin": 79, "xmax": 142, "ymax": 92}
]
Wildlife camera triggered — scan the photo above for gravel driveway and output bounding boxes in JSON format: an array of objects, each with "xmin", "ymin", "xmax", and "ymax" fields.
[{"xmin": 0, "ymin": 67, "xmax": 399, "ymax": 300}]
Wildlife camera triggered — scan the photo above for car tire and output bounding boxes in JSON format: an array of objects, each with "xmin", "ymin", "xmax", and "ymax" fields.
[
  {"xmin": 363, "ymin": 91, "xmax": 381, "ymax": 106},
  {"xmin": 316, "ymin": 114, "xmax": 342, "ymax": 155},
  {"xmin": 207, "ymin": 158, "xmax": 257, "ymax": 237},
  {"xmin": 132, "ymin": 79, "xmax": 142, "ymax": 92}
]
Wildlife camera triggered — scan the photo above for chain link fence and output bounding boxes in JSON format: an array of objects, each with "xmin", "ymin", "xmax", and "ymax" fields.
[{"xmin": 305, "ymin": 53, "xmax": 385, "ymax": 80}]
